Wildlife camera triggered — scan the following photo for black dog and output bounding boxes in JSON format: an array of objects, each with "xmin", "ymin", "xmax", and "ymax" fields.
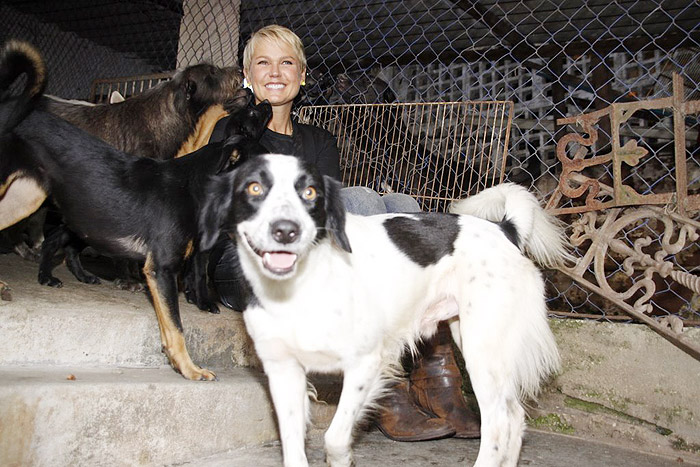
[
  {"xmin": 0, "ymin": 40, "xmax": 271, "ymax": 380},
  {"xmin": 36, "ymin": 88, "xmax": 260, "ymax": 292},
  {"xmin": 34, "ymin": 59, "xmax": 244, "ymax": 287}
]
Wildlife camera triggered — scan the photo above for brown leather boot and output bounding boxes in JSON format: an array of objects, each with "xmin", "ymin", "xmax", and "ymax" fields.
[
  {"xmin": 410, "ymin": 321, "xmax": 481, "ymax": 438},
  {"xmin": 375, "ymin": 379, "xmax": 456, "ymax": 442}
]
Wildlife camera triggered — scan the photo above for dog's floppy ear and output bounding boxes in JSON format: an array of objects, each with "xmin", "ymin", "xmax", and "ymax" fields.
[
  {"xmin": 199, "ymin": 171, "xmax": 235, "ymax": 251},
  {"xmin": 323, "ymin": 175, "xmax": 352, "ymax": 253}
]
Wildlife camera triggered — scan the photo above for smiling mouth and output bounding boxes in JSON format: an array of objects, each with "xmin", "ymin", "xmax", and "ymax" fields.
[
  {"xmin": 265, "ymin": 83, "xmax": 285, "ymax": 90},
  {"xmin": 245, "ymin": 235, "xmax": 298, "ymax": 275}
]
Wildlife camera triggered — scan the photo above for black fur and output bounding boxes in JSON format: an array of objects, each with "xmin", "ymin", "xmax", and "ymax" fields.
[
  {"xmin": 35, "ymin": 60, "xmax": 244, "ymax": 288},
  {"xmin": 498, "ymin": 218, "xmax": 520, "ymax": 249},
  {"xmin": 383, "ymin": 213, "xmax": 460, "ymax": 267},
  {"xmin": 38, "ymin": 89, "xmax": 264, "ymax": 291},
  {"xmin": 223, "ymin": 90, "xmax": 272, "ymax": 160}
]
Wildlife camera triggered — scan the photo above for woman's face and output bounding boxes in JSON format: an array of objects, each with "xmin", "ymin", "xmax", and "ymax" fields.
[{"xmin": 245, "ymin": 38, "xmax": 305, "ymax": 108}]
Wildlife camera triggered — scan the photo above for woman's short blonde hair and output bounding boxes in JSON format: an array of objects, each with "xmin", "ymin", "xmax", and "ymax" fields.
[{"xmin": 242, "ymin": 24, "xmax": 307, "ymax": 72}]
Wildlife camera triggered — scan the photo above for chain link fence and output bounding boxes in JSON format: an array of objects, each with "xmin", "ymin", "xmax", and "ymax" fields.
[{"xmin": 0, "ymin": 0, "xmax": 698, "ymax": 328}]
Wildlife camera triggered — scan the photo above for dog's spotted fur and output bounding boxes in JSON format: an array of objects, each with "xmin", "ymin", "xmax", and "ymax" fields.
[{"xmin": 200, "ymin": 154, "xmax": 571, "ymax": 467}]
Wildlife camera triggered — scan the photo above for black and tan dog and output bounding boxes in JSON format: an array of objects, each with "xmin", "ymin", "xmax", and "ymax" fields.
[
  {"xmin": 36, "ymin": 89, "xmax": 258, "ymax": 293},
  {"xmin": 4, "ymin": 48, "xmax": 242, "ymax": 286},
  {"xmin": 0, "ymin": 40, "xmax": 271, "ymax": 380},
  {"xmin": 38, "ymin": 55, "xmax": 242, "ymax": 284}
]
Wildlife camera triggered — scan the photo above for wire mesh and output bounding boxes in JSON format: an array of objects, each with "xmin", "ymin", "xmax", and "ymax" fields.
[
  {"xmin": 0, "ymin": 0, "xmax": 698, "ymax": 327},
  {"xmin": 299, "ymin": 101, "xmax": 513, "ymax": 212}
]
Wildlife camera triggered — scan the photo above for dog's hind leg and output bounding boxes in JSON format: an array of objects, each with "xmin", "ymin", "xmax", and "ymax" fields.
[
  {"xmin": 463, "ymin": 345, "xmax": 524, "ymax": 467},
  {"xmin": 470, "ymin": 378, "xmax": 524, "ymax": 467},
  {"xmin": 324, "ymin": 355, "xmax": 384, "ymax": 467},
  {"xmin": 261, "ymin": 357, "xmax": 310, "ymax": 467},
  {"xmin": 144, "ymin": 252, "xmax": 216, "ymax": 381},
  {"xmin": 38, "ymin": 224, "xmax": 71, "ymax": 287},
  {"xmin": 64, "ymin": 240, "xmax": 101, "ymax": 285}
]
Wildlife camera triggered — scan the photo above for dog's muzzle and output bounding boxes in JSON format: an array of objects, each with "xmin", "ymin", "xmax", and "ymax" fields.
[{"xmin": 243, "ymin": 219, "xmax": 302, "ymax": 277}]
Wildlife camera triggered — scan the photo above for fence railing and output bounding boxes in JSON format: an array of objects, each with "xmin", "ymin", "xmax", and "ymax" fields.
[
  {"xmin": 547, "ymin": 73, "xmax": 700, "ymax": 361},
  {"xmin": 299, "ymin": 101, "xmax": 514, "ymax": 212}
]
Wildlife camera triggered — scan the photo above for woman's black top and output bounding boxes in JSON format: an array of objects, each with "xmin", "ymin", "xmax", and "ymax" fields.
[{"xmin": 209, "ymin": 115, "xmax": 342, "ymax": 181}]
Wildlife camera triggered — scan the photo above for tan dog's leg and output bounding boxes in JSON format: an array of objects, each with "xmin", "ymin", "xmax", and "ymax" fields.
[{"xmin": 143, "ymin": 253, "xmax": 216, "ymax": 381}]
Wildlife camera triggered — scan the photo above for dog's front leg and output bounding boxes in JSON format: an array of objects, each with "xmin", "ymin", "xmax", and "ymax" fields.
[
  {"xmin": 263, "ymin": 359, "xmax": 309, "ymax": 467},
  {"xmin": 144, "ymin": 253, "xmax": 216, "ymax": 381},
  {"xmin": 324, "ymin": 355, "xmax": 383, "ymax": 467},
  {"xmin": 183, "ymin": 250, "xmax": 220, "ymax": 314}
]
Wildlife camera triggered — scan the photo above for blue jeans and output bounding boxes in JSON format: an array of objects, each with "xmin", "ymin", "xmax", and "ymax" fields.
[{"xmin": 340, "ymin": 186, "xmax": 420, "ymax": 215}]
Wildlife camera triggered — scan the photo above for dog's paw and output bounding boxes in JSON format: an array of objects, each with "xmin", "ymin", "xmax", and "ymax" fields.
[
  {"xmin": 113, "ymin": 279, "xmax": 145, "ymax": 292},
  {"xmin": 184, "ymin": 289, "xmax": 220, "ymax": 314},
  {"xmin": 0, "ymin": 281, "xmax": 12, "ymax": 301},
  {"xmin": 206, "ymin": 302, "xmax": 220, "ymax": 314},
  {"xmin": 77, "ymin": 274, "xmax": 101, "ymax": 285},
  {"xmin": 325, "ymin": 441, "xmax": 354, "ymax": 467},
  {"xmin": 38, "ymin": 274, "xmax": 63, "ymax": 288},
  {"xmin": 325, "ymin": 452, "xmax": 354, "ymax": 467},
  {"xmin": 14, "ymin": 243, "xmax": 42, "ymax": 262},
  {"xmin": 182, "ymin": 365, "xmax": 218, "ymax": 381}
]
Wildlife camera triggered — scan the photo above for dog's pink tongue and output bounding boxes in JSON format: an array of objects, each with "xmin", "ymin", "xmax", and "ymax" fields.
[{"xmin": 263, "ymin": 251, "xmax": 297, "ymax": 272}]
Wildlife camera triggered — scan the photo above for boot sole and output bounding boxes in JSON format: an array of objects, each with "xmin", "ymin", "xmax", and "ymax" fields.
[{"xmin": 375, "ymin": 424, "xmax": 456, "ymax": 442}]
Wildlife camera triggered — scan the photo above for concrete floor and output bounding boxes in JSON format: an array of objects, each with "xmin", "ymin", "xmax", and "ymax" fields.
[{"xmin": 182, "ymin": 427, "xmax": 696, "ymax": 466}]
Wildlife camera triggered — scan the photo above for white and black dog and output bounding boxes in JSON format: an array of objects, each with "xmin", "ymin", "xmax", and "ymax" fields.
[{"xmin": 200, "ymin": 154, "xmax": 571, "ymax": 467}]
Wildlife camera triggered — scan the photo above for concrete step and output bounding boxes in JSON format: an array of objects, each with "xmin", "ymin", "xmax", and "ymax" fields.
[
  {"xmin": 0, "ymin": 365, "xmax": 278, "ymax": 466},
  {"xmin": 0, "ymin": 253, "xmax": 258, "ymax": 369},
  {"xmin": 0, "ymin": 252, "xmax": 279, "ymax": 466}
]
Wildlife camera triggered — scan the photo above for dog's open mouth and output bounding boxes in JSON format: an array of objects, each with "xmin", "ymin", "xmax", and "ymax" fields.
[
  {"xmin": 245, "ymin": 235, "xmax": 298, "ymax": 275},
  {"xmin": 261, "ymin": 250, "xmax": 297, "ymax": 274}
]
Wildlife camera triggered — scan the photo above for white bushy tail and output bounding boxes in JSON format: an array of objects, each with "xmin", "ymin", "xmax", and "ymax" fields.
[{"xmin": 449, "ymin": 183, "xmax": 572, "ymax": 269}]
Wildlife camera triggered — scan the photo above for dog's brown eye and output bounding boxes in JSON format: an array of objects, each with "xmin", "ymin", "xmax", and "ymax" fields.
[
  {"xmin": 302, "ymin": 186, "xmax": 317, "ymax": 200},
  {"xmin": 247, "ymin": 182, "xmax": 264, "ymax": 196}
]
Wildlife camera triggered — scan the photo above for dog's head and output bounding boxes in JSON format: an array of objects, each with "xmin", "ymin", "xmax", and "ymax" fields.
[
  {"xmin": 224, "ymin": 94, "xmax": 273, "ymax": 143},
  {"xmin": 199, "ymin": 154, "xmax": 351, "ymax": 280},
  {"xmin": 173, "ymin": 63, "xmax": 242, "ymax": 112}
]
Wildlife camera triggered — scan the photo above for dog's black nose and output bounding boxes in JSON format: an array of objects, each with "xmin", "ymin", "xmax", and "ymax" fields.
[{"xmin": 271, "ymin": 220, "xmax": 300, "ymax": 244}]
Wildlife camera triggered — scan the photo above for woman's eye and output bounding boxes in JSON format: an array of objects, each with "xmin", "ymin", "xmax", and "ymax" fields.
[
  {"xmin": 247, "ymin": 182, "xmax": 264, "ymax": 196},
  {"xmin": 302, "ymin": 186, "xmax": 317, "ymax": 200}
]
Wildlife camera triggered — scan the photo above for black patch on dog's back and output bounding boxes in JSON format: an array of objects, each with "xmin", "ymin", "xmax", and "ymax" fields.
[
  {"xmin": 498, "ymin": 218, "xmax": 520, "ymax": 249},
  {"xmin": 384, "ymin": 213, "xmax": 460, "ymax": 266}
]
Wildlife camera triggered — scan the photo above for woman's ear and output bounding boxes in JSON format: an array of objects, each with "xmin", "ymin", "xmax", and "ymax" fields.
[
  {"xmin": 242, "ymin": 70, "xmax": 252, "ymax": 90},
  {"xmin": 300, "ymin": 68, "xmax": 307, "ymax": 86}
]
